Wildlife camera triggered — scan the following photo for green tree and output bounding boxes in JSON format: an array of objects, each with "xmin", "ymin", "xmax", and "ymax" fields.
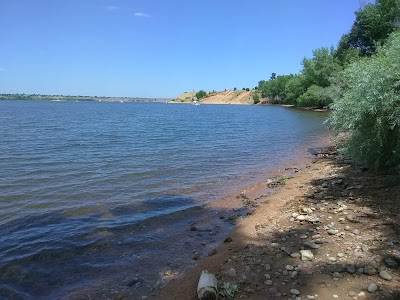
[
  {"xmin": 302, "ymin": 47, "xmax": 341, "ymax": 88},
  {"xmin": 195, "ymin": 90, "xmax": 207, "ymax": 99},
  {"xmin": 329, "ymin": 30, "xmax": 400, "ymax": 172},
  {"xmin": 284, "ymin": 75, "xmax": 307, "ymax": 105},
  {"xmin": 337, "ymin": 0, "xmax": 400, "ymax": 56},
  {"xmin": 252, "ymin": 92, "xmax": 260, "ymax": 104}
]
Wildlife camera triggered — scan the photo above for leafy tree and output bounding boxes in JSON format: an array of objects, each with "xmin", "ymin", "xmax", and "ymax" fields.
[
  {"xmin": 284, "ymin": 75, "xmax": 307, "ymax": 104},
  {"xmin": 329, "ymin": 30, "xmax": 400, "ymax": 172},
  {"xmin": 195, "ymin": 90, "xmax": 207, "ymax": 99},
  {"xmin": 270, "ymin": 72, "xmax": 277, "ymax": 80},
  {"xmin": 337, "ymin": 0, "xmax": 400, "ymax": 56},
  {"xmin": 302, "ymin": 47, "xmax": 341, "ymax": 88}
]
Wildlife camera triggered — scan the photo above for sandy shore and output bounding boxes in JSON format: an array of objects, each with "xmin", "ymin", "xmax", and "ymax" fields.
[{"xmin": 150, "ymin": 151, "xmax": 400, "ymax": 300}]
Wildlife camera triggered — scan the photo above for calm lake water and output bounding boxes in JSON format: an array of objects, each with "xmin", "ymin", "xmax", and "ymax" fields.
[{"xmin": 0, "ymin": 100, "xmax": 329, "ymax": 298}]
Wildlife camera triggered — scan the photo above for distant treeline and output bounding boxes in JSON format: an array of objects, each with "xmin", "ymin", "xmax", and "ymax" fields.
[{"xmin": 0, "ymin": 94, "xmax": 168, "ymax": 102}]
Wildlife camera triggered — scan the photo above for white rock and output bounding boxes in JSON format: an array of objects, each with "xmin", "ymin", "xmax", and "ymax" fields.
[
  {"xmin": 290, "ymin": 288, "xmax": 300, "ymax": 295},
  {"xmin": 367, "ymin": 283, "xmax": 378, "ymax": 293},
  {"xmin": 300, "ymin": 250, "xmax": 314, "ymax": 261}
]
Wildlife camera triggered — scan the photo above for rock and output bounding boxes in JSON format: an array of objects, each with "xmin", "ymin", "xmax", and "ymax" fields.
[
  {"xmin": 361, "ymin": 244, "xmax": 369, "ymax": 252},
  {"xmin": 379, "ymin": 270, "xmax": 392, "ymax": 281},
  {"xmin": 296, "ymin": 215, "xmax": 306, "ymax": 221},
  {"xmin": 364, "ymin": 265, "xmax": 377, "ymax": 276},
  {"xmin": 346, "ymin": 264, "xmax": 356, "ymax": 274},
  {"xmin": 307, "ymin": 296, "xmax": 315, "ymax": 300},
  {"xmin": 208, "ymin": 249, "xmax": 217, "ymax": 256},
  {"xmin": 192, "ymin": 252, "xmax": 201, "ymax": 260},
  {"xmin": 270, "ymin": 242, "xmax": 280, "ymax": 248},
  {"xmin": 327, "ymin": 229, "xmax": 339, "ymax": 235},
  {"xmin": 290, "ymin": 253, "xmax": 301, "ymax": 258},
  {"xmin": 286, "ymin": 265, "xmax": 294, "ymax": 271},
  {"xmin": 265, "ymin": 279, "xmax": 273, "ymax": 285},
  {"xmin": 292, "ymin": 212, "xmax": 300, "ymax": 218},
  {"xmin": 265, "ymin": 264, "xmax": 271, "ymax": 271},
  {"xmin": 300, "ymin": 250, "xmax": 314, "ymax": 261},
  {"xmin": 291, "ymin": 271, "xmax": 298, "ymax": 279},
  {"xmin": 264, "ymin": 274, "xmax": 271, "ymax": 279},
  {"xmin": 127, "ymin": 277, "xmax": 142, "ymax": 287},
  {"xmin": 224, "ymin": 237, "xmax": 233, "ymax": 243},
  {"xmin": 368, "ymin": 283, "xmax": 378, "ymax": 293},
  {"xmin": 329, "ymin": 257, "xmax": 337, "ymax": 262},
  {"xmin": 337, "ymin": 253, "xmax": 345, "ymax": 258},
  {"xmin": 344, "ymin": 226, "xmax": 351, "ymax": 231},
  {"xmin": 352, "ymin": 229, "xmax": 360, "ymax": 235},
  {"xmin": 385, "ymin": 258, "xmax": 399, "ymax": 269},
  {"xmin": 228, "ymin": 267, "xmax": 237, "ymax": 277},
  {"xmin": 282, "ymin": 270, "xmax": 288, "ymax": 276},
  {"xmin": 304, "ymin": 241, "xmax": 320, "ymax": 249},
  {"xmin": 348, "ymin": 291, "xmax": 357, "ymax": 296},
  {"xmin": 290, "ymin": 288, "xmax": 300, "ymax": 295}
]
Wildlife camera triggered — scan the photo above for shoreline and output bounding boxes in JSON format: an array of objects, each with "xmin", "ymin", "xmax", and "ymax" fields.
[{"xmin": 150, "ymin": 149, "xmax": 400, "ymax": 300}]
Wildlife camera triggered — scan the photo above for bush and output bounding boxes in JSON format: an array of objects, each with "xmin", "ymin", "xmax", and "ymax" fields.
[
  {"xmin": 195, "ymin": 90, "xmax": 207, "ymax": 99},
  {"xmin": 252, "ymin": 93, "xmax": 260, "ymax": 104},
  {"xmin": 329, "ymin": 31, "xmax": 400, "ymax": 172}
]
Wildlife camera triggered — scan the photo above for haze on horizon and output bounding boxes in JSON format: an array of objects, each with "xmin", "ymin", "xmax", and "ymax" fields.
[{"xmin": 0, "ymin": 0, "xmax": 372, "ymax": 98}]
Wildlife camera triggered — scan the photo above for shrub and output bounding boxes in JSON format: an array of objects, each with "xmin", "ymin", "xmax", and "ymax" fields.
[
  {"xmin": 252, "ymin": 93, "xmax": 260, "ymax": 104},
  {"xmin": 195, "ymin": 90, "xmax": 207, "ymax": 99},
  {"xmin": 329, "ymin": 31, "xmax": 400, "ymax": 172}
]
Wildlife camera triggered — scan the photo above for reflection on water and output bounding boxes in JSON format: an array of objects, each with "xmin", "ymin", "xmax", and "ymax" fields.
[{"xmin": 0, "ymin": 101, "xmax": 329, "ymax": 297}]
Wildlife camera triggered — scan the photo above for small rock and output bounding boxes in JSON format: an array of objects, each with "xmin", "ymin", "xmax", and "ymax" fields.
[
  {"xmin": 379, "ymin": 270, "xmax": 392, "ymax": 281},
  {"xmin": 265, "ymin": 264, "xmax": 271, "ymax": 271},
  {"xmin": 292, "ymin": 212, "xmax": 300, "ymax": 218},
  {"xmin": 344, "ymin": 226, "xmax": 351, "ymax": 231},
  {"xmin": 286, "ymin": 265, "xmax": 294, "ymax": 271},
  {"xmin": 304, "ymin": 241, "xmax": 320, "ymax": 249},
  {"xmin": 228, "ymin": 267, "xmax": 237, "ymax": 277},
  {"xmin": 297, "ymin": 215, "xmax": 306, "ymax": 221},
  {"xmin": 346, "ymin": 264, "xmax": 356, "ymax": 274},
  {"xmin": 352, "ymin": 229, "xmax": 360, "ymax": 235},
  {"xmin": 291, "ymin": 271, "xmax": 298, "ymax": 279},
  {"xmin": 265, "ymin": 274, "xmax": 271, "ymax": 279},
  {"xmin": 290, "ymin": 253, "xmax": 301, "ymax": 258},
  {"xmin": 348, "ymin": 291, "xmax": 356, "ymax": 296},
  {"xmin": 208, "ymin": 249, "xmax": 217, "ymax": 256},
  {"xmin": 337, "ymin": 253, "xmax": 345, "ymax": 258},
  {"xmin": 265, "ymin": 279, "xmax": 273, "ymax": 285},
  {"xmin": 367, "ymin": 283, "xmax": 378, "ymax": 293},
  {"xmin": 329, "ymin": 257, "xmax": 337, "ymax": 262},
  {"xmin": 327, "ymin": 229, "xmax": 339, "ymax": 235},
  {"xmin": 300, "ymin": 250, "xmax": 314, "ymax": 261},
  {"xmin": 364, "ymin": 265, "xmax": 377, "ymax": 276},
  {"xmin": 307, "ymin": 296, "xmax": 315, "ymax": 300},
  {"xmin": 384, "ymin": 258, "xmax": 399, "ymax": 269},
  {"xmin": 192, "ymin": 252, "xmax": 200, "ymax": 260},
  {"xmin": 290, "ymin": 288, "xmax": 300, "ymax": 295},
  {"xmin": 271, "ymin": 242, "xmax": 280, "ymax": 248},
  {"xmin": 224, "ymin": 237, "xmax": 233, "ymax": 243}
]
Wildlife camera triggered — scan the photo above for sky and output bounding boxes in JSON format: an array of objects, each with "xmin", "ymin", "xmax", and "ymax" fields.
[{"xmin": 0, "ymin": 0, "xmax": 371, "ymax": 98}]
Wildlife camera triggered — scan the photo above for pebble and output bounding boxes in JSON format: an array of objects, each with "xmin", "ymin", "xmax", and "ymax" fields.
[
  {"xmin": 265, "ymin": 264, "xmax": 271, "ymax": 271},
  {"xmin": 192, "ymin": 252, "xmax": 200, "ymax": 260},
  {"xmin": 291, "ymin": 271, "xmax": 298, "ymax": 279},
  {"xmin": 344, "ymin": 226, "xmax": 351, "ymax": 231},
  {"xmin": 352, "ymin": 229, "xmax": 360, "ymax": 235},
  {"xmin": 364, "ymin": 265, "xmax": 377, "ymax": 276},
  {"xmin": 384, "ymin": 258, "xmax": 399, "ymax": 268},
  {"xmin": 228, "ymin": 267, "xmax": 237, "ymax": 277},
  {"xmin": 290, "ymin": 253, "xmax": 301, "ymax": 258},
  {"xmin": 286, "ymin": 265, "xmax": 294, "ymax": 271},
  {"xmin": 379, "ymin": 270, "xmax": 392, "ymax": 280},
  {"xmin": 265, "ymin": 279, "xmax": 272, "ymax": 285},
  {"xmin": 337, "ymin": 253, "xmax": 345, "ymax": 258},
  {"xmin": 304, "ymin": 241, "xmax": 320, "ymax": 249},
  {"xmin": 208, "ymin": 249, "xmax": 217, "ymax": 256},
  {"xmin": 290, "ymin": 288, "xmax": 300, "ymax": 295},
  {"xmin": 367, "ymin": 283, "xmax": 378, "ymax": 293},
  {"xmin": 329, "ymin": 257, "xmax": 337, "ymax": 262},
  {"xmin": 300, "ymin": 250, "xmax": 314, "ymax": 261},
  {"xmin": 327, "ymin": 229, "xmax": 339, "ymax": 235},
  {"xmin": 346, "ymin": 265, "xmax": 356, "ymax": 274},
  {"xmin": 224, "ymin": 237, "xmax": 233, "ymax": 243},
  {"xmin": 292, "ymin": 212, "xmax": 300, "ymax": 218},
  {"xmin": 296, "ymin": 215, "xmax": 306, "ymax": 221},
  {"xmin": 307, "ymin": 296, "xmax": 315, "ymax": 300},
  {"xmin": 348, "ymin": 291, "xmax": 357, "ymax": 296},
  {"xmin": 271, "ymin": 242, "xmax": 280, "ymax": 248}
]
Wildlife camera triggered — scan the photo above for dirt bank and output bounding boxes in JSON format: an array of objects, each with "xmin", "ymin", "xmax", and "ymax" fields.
[
  {"xmin": 151, "ymin": 151, "xmax": 400, "ymax": 300},
  {"xmin": 174, "ymin": 90, "xmax": 253, "ymax": 105}
]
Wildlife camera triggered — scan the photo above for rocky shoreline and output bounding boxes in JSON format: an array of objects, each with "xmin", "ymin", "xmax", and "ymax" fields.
[{"xmin": 152, "ymin": 150, "xmax": 400, "ymax": 300}]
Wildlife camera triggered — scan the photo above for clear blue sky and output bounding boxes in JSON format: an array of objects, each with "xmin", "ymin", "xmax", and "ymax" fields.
[{"xmin": 0, "ymin": 0, "xmax": 369, "ymax": 98}]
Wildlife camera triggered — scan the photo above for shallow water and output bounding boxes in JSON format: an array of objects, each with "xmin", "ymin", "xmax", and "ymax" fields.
[{"xmin": 0, "ymin": 100, "xmax": 329, "ymax": 298}]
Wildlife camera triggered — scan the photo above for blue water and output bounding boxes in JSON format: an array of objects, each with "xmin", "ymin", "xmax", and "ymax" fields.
[{"xmin": 0, "ymin": 100, "xmax": 329, "ymax": 298}]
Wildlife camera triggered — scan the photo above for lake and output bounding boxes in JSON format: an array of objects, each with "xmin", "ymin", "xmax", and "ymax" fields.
[{"xmin": 0, "ymin": 100, "xmax": 329, "ymax": 298}]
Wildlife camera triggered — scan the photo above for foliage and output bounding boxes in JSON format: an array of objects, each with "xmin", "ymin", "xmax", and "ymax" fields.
[
  {"xmin": 218, "ymin": 282, "xmax": 238, "ymax": 299},
  {"xmin": 284, "ymin": 75, "xmax": 306, "ymax": 104},
  {"xmin": 301, "ymin": 47, "xmax": 341, "ymax": 88},
  {"xmin": 329, "ymin": 30, "xmax": 400, "ymax": 172},
  {"xmin": 337, "ymin": 0, "xmax": 400, "ymax": 56},
  {"xmin": 195, "ymin": 90, "xmax": 207, "ymax": 99},
  {"xmin": 252, "ymin": 92, "xmax": 260, "ymax": 104}
]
